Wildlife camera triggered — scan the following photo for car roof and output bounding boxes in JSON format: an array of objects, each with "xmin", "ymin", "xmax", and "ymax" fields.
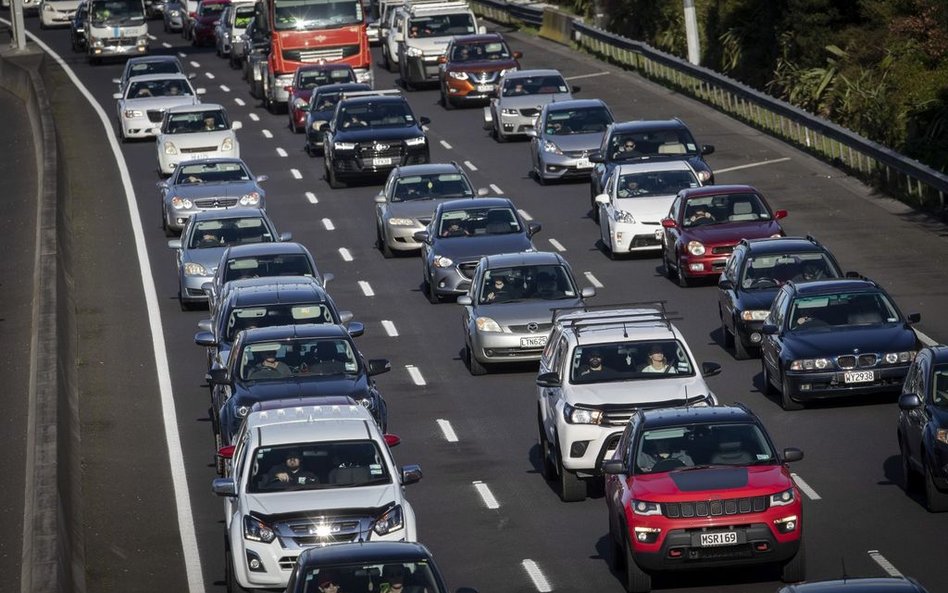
[
  {"xmin": 166, "ymin": 103, "xmax": 226, "ymax": 114},
  {"xmin": 297, "ymin": 542, "xmax": 433, "ymax": 568},
  {"xmin": 315, "ymin": 83, "xmax": 372, "ymax": 94},
  {"xmin": 546, "ymin": 98, "xmax": 608, "ymax": 111},
  {"xmin": 240, "ymin": 323, "xmax": 351, "ymax": 342},
  {"xmin": 127, "ymin": 55, "xmax": 181, "ymax": 65},
  {"xmin": 778, "ymin": 577, "xmax": 929, "ymax": 593},
  {"xmin": 451, "ymin": 33, "xmax": 505, "ymax": 43},
  {"xmin": 341, "ymin": 94, "xmax": 409, "ymax": 107},
  {"xmin": 555, "ymin": 307, "xmax": 681, "ymax": 345},
  {"xmin": 224, "ymin": 241, "xmax": 309, "ymax": 257},
  {"xmin": 788, "ymin": 278, "xmax": 881, "ymax": 296},
  {"xmin": 679, "ymin": 184, "xmax": 758, "ymax": 198},
  {"xmin": 258, "ymin": 417, "xmax": 378, "ymax": 447},
  {"xmin": 505, "ymin": 69, "xmax": 564, "ymax": 79},
  {"xmin": 247, "ymin": 399, "xmax": 373, "ymax": 432},
  {"xmin": 188, "ymin": 207, "xmax": 267, "ymax": 222},
  {"xmin": 483, "ymin": 251, "xmax": 565, "ymax": 268},
  {"xmin": 614, "ymin": 160, "xmax": 696, "ymax": 174},
  {"xmin": 228, "ymin": 281, "xmax": 330, "ymax": 308},
  {"xmin": 126, "ymin": 73, "xmax": 191, "ymax": 83},
  {"xmin": 440, "ymin": 197, "xmax": 512, "ymax": 210},
  {"xmin": 640, "ymin": 405, "xmax": 758, "ymax": 429},
  {"xmin": 174, "ymin": 157, "xmax": 246, "ymax": 168},
  {"xmin": 741, "ymin": 236, "xmax": 829, "ymax": 255},
  {"xmin": 610, "ymin": 119, "xmax": 688, "ymax": 133},
  {"xmin": 392, "ymin": 162, "xmax": 462, "ymax": 176}
]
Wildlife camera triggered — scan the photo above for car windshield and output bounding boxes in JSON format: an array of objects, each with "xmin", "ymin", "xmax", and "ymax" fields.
[
  {"xmin": 788, "ymin": 291, "xmax": 901, "ymax": 330},
  {"xmin": 234, "ymin": 5, "xmax": 254, "ymax": 26},
  {"xmin": 176, "ymin": 161, "xmax": 250, "ymax": 184},
  {"xmin": 223, "ymin": 254, "xmax": 314, "ymax": 283},
  {"xmin": 239, "ymin": 338, "xmax": 358, "ymax": 381},
  {"xmin": 681, "ymin": 192, "xmax": 770, "ymax": 228},
  {"xmin": 609, "ymin": 129, "xmax": 700, "ymax": 161},
  {"xmin": 934, "ymin": 364, "xmax": 948, "ymax": 407},
  {"xmin": 199, "ymin": 2, "xmax": 226, "ymax": 15},
  {"xmin": 501, "ymin": 75, "xmax": 568, "ymax": 97},
  {"xmin": 126, "ymin": 60, "xmax": 181, "ymax": 80},
  {"xmin": 569, "ymin": 340, "xmax": 694, "ymax": 384},
  {"xmin": 615, "ymin": 169, "xmax": 699, "ymax": 198},
  {"xmin": 188, "ymin": 217, "xmax": 271, "ymax": 249},
  {"xmin": 127, "ymin": 78, "xmax": 192, "ymax": 98},
  {"xmin": 634, "ymin": 422, "xmax": 777, "ymax": 474},
  {"xmin": 392, "ymin": 173, "xmax": 473, "ymax": 202},
  {"xmin": 450, "ymin": 40, "xmax": 510, "ymax": 61},
  {"xmin": 225, "ymin": 303, "xmax": 335, "ymax": 341},
  {"xmin": 297, "ymin": 68, "xmax": 356, "ymax": 89},
  {"xmin": 273, "ymin": 0, "xmax": 363, "ymax": 31},
  {"xmin": 407, "ymin": 13, "xmax": 474, "ymax": 38},
  {"xmin": 337, "ymin": 101, "xmax": 415, "ymax": 128},
  {"xmin": 89, "ymin": 0, "xmax": 145, "ymax": 25},
  {"xmin": 308, "ymin": 85, "xmax": 371, "ymax": 111},
  {"xmin": 248, "ymin": 440, "xmax": 390, "ymax": 493},
  {"xmin": 301, "ymin": 562, "xmax": 441, "ymax": 593},
  {"xmin": 544, "ymin": 106, "xmax": 612, "ymax": 136},
  {"xmin": 740, "ymin": 253, "xmax": 840, "ymax": 290},
  {"xmin": 438, "ymin": 206, "xmax": 521, "ymax": 238},
  {"xmin": 479, "ymin": 264, "xmax": 577, "ymax": 304},
  {"xmin": 165, "ymin": 110, "xmax": 228, "ymax": 133}
]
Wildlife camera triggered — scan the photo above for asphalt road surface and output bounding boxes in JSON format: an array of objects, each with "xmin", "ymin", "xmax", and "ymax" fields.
[{"xmin": 13, "ymin": 13, "xmax": 948, "ymax": 593}]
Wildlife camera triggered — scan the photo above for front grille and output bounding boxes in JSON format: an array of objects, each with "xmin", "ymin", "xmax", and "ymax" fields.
[
  {"xmin": 194, "ymin": 197, "xmax": 238, "ymax": 208},
  {"xmin": 711, "ymin": 245, "xmax": 734, "ymax": 255},
  {"xmin": 508, "ymin": 322, "xmax": 553, "ymax": 333},
  {"xmin": 519, "ymin": 107, "xmax": 540, "ymax": 117},
  {"xmin": 457, "ymin": 261, "xmax": 479, "ymax": 279},
  {"xmin": 283, "ymin": 44, "xmax": 360, "ymax": 63},
  {"xmin": 837, "ymin": 354, "xmax": 878, "ymax": 369},
  {"xmin": 181, "ymin": 145, "xmax": 217, "ymax": 153},
  {"xmin": 146, "ymin": 109, "xmax": 165, "ymax": 123},
  {"xmin": 274, "ymin": 515, "xmax": 373, "ymax": 551},
  {"xmin": 469, "ymin": 71, "xmax": 499, "ymax": 83},
  {"xmin": 358, "ymin": 142, "xmax": 403, "ymax": 159},
  {"xmin": 664, "ymin": 496, "xmax": 768, "ymax": 519},
  {"xmin": 631, "ymin": 234, "xmax": 661, "ymax": 248},
  {"xmin": 104, "ymin": 37, "xmax": 137, "ymax": 47}
]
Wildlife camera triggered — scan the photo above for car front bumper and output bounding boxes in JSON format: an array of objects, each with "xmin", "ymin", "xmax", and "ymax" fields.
[
  {"xmin": 120, "ymin": 114, "xmax": 161, "ymax": 138},
  {"xmin": 608, "ymin": 220, "xmax": 664, "ymax": 253},
  {"xmin": 470, "ymin": 329, "xmax": 547, "ymax": 364},
  {"xmin": 555, "ymin": 421, "xmax": 623, "ymax": 475},
  {"xmin": 445, "ymin": 78, "xmax": 497, "ymax": 103},
  {"xmin": 383, "ymin": 221, "xmax": 426, "ymax": 252},
  {"xmin": 165, "ymin": 14, "xmax": 183, "ymax": 27},
  {"xmin": 679, "ymin": 253, "xmax": 730, "ymax": 279},
  {"xmin": 403, "ymin": 55, "xmax": 441, "ymax": 84},
  {"xmin": 429, "ymin": 264, "xmax": 473, "ymax": 297},
  {"xmin": 329, "ymin": 148, "xmax": 429, "ymax": 179},
  {"xmin": 537, "ymin": 152, "xmax": 596, "ymax": 180},
  {"xmin": 41, "ymin": 8, "xmax": 76, "ymax": 26},
  {"xmin": 498, "ymin": 111, "xmax": 539, "ymax": 137},
  {"xmin": 734, "ymin": 318, "xmax": 765, "ymax": 349},
  {"xmin": 178, "ymin": 269, "xmax": 214, "ymax": 302},
  {"xmin": 784, "ymin": 365, "xmax": 910, "ymax": 401}
]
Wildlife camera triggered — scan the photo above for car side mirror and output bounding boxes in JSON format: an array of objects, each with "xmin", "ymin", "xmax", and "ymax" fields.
[
  {"xmin": 571, "ymin": 85, "xmax": 581, "ymax": 93},
  {"xmin": 761, "ymin": 323, "xmax": 778, "ymax": 335},
  {"xmin": 112, "ymin": 92, "xmax": 122, "ymax": 99},
  {"xmin": 321, "ymin": 272, "xmax": 334, "ymax": 286},
  {"xmin": 782, "ymin": 447, "xmax": 804, "ymax": 463},
  {"xmin": 581, "ymin": 286, "xmax": 596, "ymax": 299},
  {"xmin": 701, "ymin": 144, "xmax": 715, "ymax": 155},
  {"xmin": 536, "ymin": 371, "xmax": 560, "ymax": 388},
  {"xmin": 195, "ymin": 88, "xmax": 207, "ymax": 95},
  {"xmin": 187, "ymin": 72, "xmax": 197, "ymax": 80},
  {"xmin": 661, "ymin": 218, "xmax": 677, "ymax": 229},
  {"xmin": 594, "ymin": 194, "xmax": 609, "ymax": 205},
  {"xmin": 718, "ymin": 278, "xmax": 733, "ymax": 290},
  {"xmin": 278, "ymin": 231, "xmax": 293, "ymax": 241},
  {"xmin": 211, "ymin": 477, "xmax": 237, "ymax": 497},
  {"xmin": 527, "ymin": 222, "xmax": 542, "ymax": 237},
  {"xmin": 194, "ymin": 330, "xmax": 217, "ymax": 347},
  {"xmin": 477, "ymin": 187, "xmax": 489, "ymax": 197},
  {"xmin": 374, "ymin": 193, "xmax": 387, "ymax": 204},
  {"xmin": 845, "ymin": 271, "xmax": 861, "ymax": 279},
  {"xmin": 346, "ymin": 321, "xmax": 365, "ymax": 337},
  {"xmin": 156, "ymin": 180, "xmax": 169, "ymax": 189},
  {"xmin": 197, "ymin": 318, "xmax": 212, "ymax": 332},
  {"xmin": 588, "ymin": 151, "xmax": 603, "ymax": 163},
  {"xmin": 255, "ymin": 174, "xmax": 268, "ymax": 183},
  {"xmin": 231, "ymin": 120, "xmax": 242, "ymax": 130},
  {"xmin": 367, "ymin": 358, "xmax": 391, "ymax": 376},
  {"xmin": 898, "ymin": 392, "xmax": 922, "ymax": 410},
  {"xmin": 601, "ymin": 459, "xmax": 625, "ymax": 475},
  {"xmin": 513, "ymin": 50, "xmax": 523, "ymax": 59},
  {"xmin": 774, "ymin": 209, "xmax": 788, "ymax": 220},
  {"xmin": 413, "ymin": 230, "xmax": 430, "ymax": 243},
  {"xmin": 419, "ymin": 116, "xmax": 431, "ymax": 126},
  {"xmin": 167, "ymin": 239, "xmax": 182, "ymax": 249},
  {"xmin": 457, "ymin": 294, "xmax": 472, "ymax": 306},
  {"xmin": 701, "ymin": 362, "xmax": 722, "ymax": 377},
  {"xmin": 907, "ymin": 312, "xmax": 921, "ymax": 324},
  {"xmin": 524, "ymin": 128, "xmax": 537, "ymax": 138},
  {"xmin": 207, "ymin": 367, "xmax": 230, "ymax": 385},
  {"xmin": 401, "ymin": 464, "xmax": 423, "ymax": 485}
]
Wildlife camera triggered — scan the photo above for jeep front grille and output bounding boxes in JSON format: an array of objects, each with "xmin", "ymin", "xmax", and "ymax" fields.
[{"xmin": 663, "ymin": 495, "xmax": 768, "ymax": 519}]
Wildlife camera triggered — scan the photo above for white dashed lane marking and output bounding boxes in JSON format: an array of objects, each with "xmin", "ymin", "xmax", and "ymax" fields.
[
  {"xmin": 406, "ymin": 365, "xmax": 426, "ymax": 386},
  {"xmin": 549, "ymin": 238, "xmax": 566, "ymax": 252},
  {"xmin": 472, "ymin": 481, "xmax": 500, "ymax": 509},
  {"xmin": 219, "ymin": 85, "xmax": 230, "ymax": 92},
  {"xmin": 868, "ymin": 551, "xmax": 903, "ymax": 577},
  {"xmin": 248, "ymin": 112, "xmax": 258, "ymax": 121},
  {"xmin": 262, "ymin": 129, "xmax": 273, "ymax": 138},
  {"xmin": 147, "ymin": 33, "xmax": 157, "ymax": 40},
  {"xmin": 162, "ymin": 42, "xmax": 172, "ymax": 48},
  {"xmin": 205, "ymin": 72, "xmax": 215, "ymax": 79},
  {"xmin": 338, "ymin": 248, "xmax": 353, "ymax": 262},
  {"xmin": 177, "ymin": 51, "xmax": 186, "ymax": 58},
  {"xmin": 322, "ymin": 218, "xmax": 335, "ymax": 230},
  {"xmin": 189, "ymin": 60, "xmax": 200, "ymax": 68},
  {"xmin": 381, "ymin": 320, "xmax": 398, "ymax": 336},
  {"xmin": 358, "ymin": 280, "xmax": 374, "ymax": 296},
  {"xmin": 305, "ymin": 191, "xmax": 318, "ymax": 204},
  {"xmin": 464, "ymin": 160, "xmax": 477, "ymax": 171},
  {"xmin": 276, "ymin": 147, "xmax": 288, "ymax": 157},
  {"xmin": 234, "ymin": 98, "xmax": 246, "ymax": 107},
  {"xmin": 790, "ymin": 473, "xmax": 822, "ymax": 500},
  {"xmin": 489, "ymin": 183, "xmax": 503, "ymax": 194},
  {"xmin": 518, "ymin": 209, "xmax": 533, "ymax": 221},
  {"xmin": 439, "ymin": 139, "xmax": 452, "ymax": 150},
  {"xmin": 521, "ymin": 560, "xmax": 552, "ymax": 593},
  {"xmin": 436, "ymin": 419, "xmax": 458, "ymax": 442},
  {"xmin": 290, "ymin": 169, "xmax": 302, "ymax": 179},
  {"xmin": 715, "ymin": 157, "xmax": 791, "ymax": 174},
  {"xmin": 584, "ymin": 271, "xmax": 604, "ymax": 288}
]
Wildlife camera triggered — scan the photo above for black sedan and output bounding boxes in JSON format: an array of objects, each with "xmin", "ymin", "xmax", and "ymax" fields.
[
  {"xmin": 718, "ymin": 236, "xmax": 844, "ymax": 359},
  {"xmin": 898, "ymin": 344, "xmax": 948, "ymax": 512},
  {"xmin": 760, "ymin": 278, "xmax": 920, "ymax": 410},
  {"xmin": 413, "ymin": 197, "xmax": 541, "ymax": 303}
]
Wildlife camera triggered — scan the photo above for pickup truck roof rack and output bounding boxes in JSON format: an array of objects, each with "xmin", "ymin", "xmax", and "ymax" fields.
[
  {"xmin": 339, "ymin": 89, "xmax": 403, "ymax": 100},
  {"xmin": 552, "ymin": 302, "xmax": 681, "ymax": 334},
  {"xmin": 406, "ymin": 0, "xmax": 471, "ymax": 15}
]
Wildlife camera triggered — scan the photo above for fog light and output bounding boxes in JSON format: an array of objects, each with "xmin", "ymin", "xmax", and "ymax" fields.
[
  {"xmin": 246, "ymin": 550, "xmax": 265, "ymax": 572},
  {"xmin": 449, "ymin": 88, "xmax": 458, "ymax": 94},
  {"xmin": 800, "ymin": 384, "xmax": 811, "ymax": 391},
  {"xmin": 249, "ymin": 558, "xmax": 261, "ymax": 570},
  {"xmin": 774, "ymin": 515, "xmax": 798, "ymax": 534},
  {"xmin": 569, "ymin": 441, "xmax": 589, "ymax": 457},
  {"xmin": 749, "ymin": 332, "xmax": 762, "ymax": 344},
  {"xmin": 633, "ymin": 526, "xmax": 661, "ymax": 544},
  {"xmin": 689, "ymin": 263, "xmax": 704, "ymax": 272}
]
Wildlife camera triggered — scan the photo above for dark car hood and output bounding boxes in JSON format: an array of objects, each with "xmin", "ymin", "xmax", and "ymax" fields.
[
  {"xmin": 334, "ymin": 126, "xmax": 424, "ymax": 142},
  {"xmin": 432, "ymin": 234, "xmax": 533, "ymax": 261},
  {"xmin": 234, "ymin": 375, "xmax": 368, "ymax": 401},
  {"xmin": 735, "ymin": 288, "xmax": 779, "ymax": 310},
  {"xmin": 785, "ymin": 324, "xmax": 917, "ymax": 358},
  {"xmin": 684, "ymin": 221, "xmax": 782, "ymax": 245}
]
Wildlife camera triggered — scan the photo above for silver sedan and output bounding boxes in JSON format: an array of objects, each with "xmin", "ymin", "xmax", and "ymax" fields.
[{"xmin": 484, "ymin": 69, "xmax": 575, "ymax": 142}]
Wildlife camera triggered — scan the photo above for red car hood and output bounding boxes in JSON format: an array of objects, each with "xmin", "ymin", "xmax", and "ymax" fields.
[
  {"xmin": 682, "ymin": 220, "xmax": 782, "ymax": 246},
  {"xmin": 630, "ymin": 465, "xmax": 792, "ymax": 500}
]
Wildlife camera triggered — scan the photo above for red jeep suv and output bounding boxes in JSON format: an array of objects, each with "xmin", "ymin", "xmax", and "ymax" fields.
[{"xmin": 603, "ymin": 404, "xmax": 805, "ymax": 592}]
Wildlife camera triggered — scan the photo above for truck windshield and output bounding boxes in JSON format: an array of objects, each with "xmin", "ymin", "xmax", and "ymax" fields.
[
  {"xmin": 89, "ymin": 0, "xmax": 145, "ymax": 26},
  {"xmin": 273, "ymin": 0, "xmax": 364, "ymax": 31}
]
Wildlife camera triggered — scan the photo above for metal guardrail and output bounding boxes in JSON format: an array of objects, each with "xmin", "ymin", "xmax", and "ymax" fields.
[{"xmin": 470, "ymin": 0, "xmax": 948, "ymax": 217}]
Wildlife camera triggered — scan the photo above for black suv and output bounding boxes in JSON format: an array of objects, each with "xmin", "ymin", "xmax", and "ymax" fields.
[
  {"xmin": 589, "ymin": 119, "xmax": 715, "ymax": 220},
  {"xmin": 322, "ymin": 91, "xmax": 431, "ymax": 188},
  {"xmin": 207, "ymin": 324, "xmax": 391, "ymax": 449},
  {"xmin": 760, "ymin": 278, "xmax": 920, "ymax": 410},
  {"xmin": 718, "ymin": 236, "xmax": 844, "ymax": 359},
  {"xmin": 897, "ymin": 344, "xmax": 948, "ymax": 512}
]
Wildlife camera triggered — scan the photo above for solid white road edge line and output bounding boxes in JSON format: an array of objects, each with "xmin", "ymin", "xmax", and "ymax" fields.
[
  {"xmin": 715, "ymin": 157, "xmax": 791, "ymax": 174},
  {"xmin": 405, "ymin": 365, "xmax": 426, "ymax": 386},
  {"xmin": 380, "ymin": 320, "xmax": 398, "ymax": 337},
  {"xmin": 472, "ymin": 481, "xmax": 500, "ymax": 509},
  {"xmin": 489, "ymin": 183, "xmax": 503, "ymax": 194},
  {"xmin": 584, "ymin": 271, "xmax": 604, "ymax": 288},
  {"xmin": 521, "ymin": 560, "xmax": 552, "ymax": 593},
  {"xmin": 305, "ymin": 191, "xmax": 318, "ymax": 204},
  {"xmin": 358, "ymin": 280, "xmax": 374, "ymax": 296},
  {"xmin": 439, "ymin": 139, "xmax": 452, "ymax": 149},
  {"xmin": 464, "ymin": 160, "xmax": 477, "ymax": 171},
  {"xmin": 338, "ymin": 248, "xmax": 353, "ymax": 262},
  {"xmin": 436, "ymin": 419, "xmax": 458, "ymax": 442},
  {"xmin": 290, "ymin": 169, "xmax": 302, "ymax": 180},
  {"xmin": 322, "ymin": 218, "xmax": 335, "ymax": 230},
  {"xmin": 867, "ymin": 550, "xmax": 903, "ymax": 577},
  {"xmin": 565, "ymin": 71, "xmax": 610, "ymax": 80},
  {"xmin": 790, "ymin": 473, "xmax": 822, "ymax": 500},
  {"xmin": 13, "ymin": 25, "xmax": 207, "ymax": 593},
  {"xmin": 548, "ymin": 238, "xmax": 566, "ymax": 252},
  {"xmin": 518, "ymin": 209, "xmax": 533, "ymax": 221}
]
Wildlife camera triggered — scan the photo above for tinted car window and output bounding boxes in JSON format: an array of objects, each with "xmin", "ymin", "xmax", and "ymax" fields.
[
  {"xmin": 239, "ymin": 338, "xmax": 357, "ymax": 381},
  {"xmin": 438, "ymin": 207, "xmax": 520, "ymax": 237},
  {"xmin": 249, "ymin": 440, "xmax": 390, "ymax": 493},
  {"xmin": 502, "ymin": 75, "xmax": 568, "ymax": 96},
  {"xmin": 934, "ymin": 363, "xmax": 948, "ymax": 406},
  {"xmin": 788, "ymin": 291, "xmax": 900, "ymax": 330},
  {"xmin": 407, "ymin": 13, "xmax": 474, "ymax": 37},
  {"xmin": 451, "ymin": 40, "xmax": 510, "ymax": 61},
  {"xmin": 300, "ymin": 561, "xmax": 440, "ymax": 592},
  {"xmin": 393, "ymin": 173, "xmax": 473, "ymax": 201},
  {"xmin": 682, "ymin": 192, "xmax": 770, "ymax": 227},
  {"xmin": 544, "ymin": 107, "xmax": 612, "ymax": 135},
  {"xmin": 609, "ymin": 129, "xmax": 700, "ymax": 160},
  {"xmin": 569, "ymin": 340, "xmax": 694, "ymax": 384},
  {"xmin": 224, "ymin": 254, "xmax": 314, "ymax": 283},
  {"xmin": 128, "ymin": 79, "xmax": 192, "ymax": 98},
  {"xmin": 740, "ymin": 253, "xmax": 839, "ymax": 289},
  {"xmin": 616, "ymin": 170, "xmax": 699, "ymax": 198},
  {"xmin": 635, "ymin": 422, "xmax": 776, "ymax": 474},
  {"xmin": 225, "ymin": 303, "xmax": 335, "ymax": 340},
  {"xmin": 175, "ymin": 161, "xmax": 251, "ymax": 184},
  {"xmin": 165, "ymin": 109, "xmax": 229, "ymax": 133},
  {"xmin": 338, "ymin": 101, "xmax": 414, "ymax": 128},
  {"xmin": 298, "ymin": 68, "xmax": 356, "ymax": 89},
  {"xmin": 479, "ymin": 265, "xmax": 577, "ymax": 304},
  {"xmin": 188, "ymin": 217, "xmax": 269, "ymax": 249}
]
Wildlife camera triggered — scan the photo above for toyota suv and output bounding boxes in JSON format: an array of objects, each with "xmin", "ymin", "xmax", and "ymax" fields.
[
  {"xmin": 536, "ymin": 304, "xmax": 721, "ymax": 501},
  {"xmin": 214, "ymin": 396, "xmax": 422, "ymax": 592},
  {"xmin": 395, "ymin": 0, "xmax": 484, "ymax": 90},
  {"xmin": 602, "ymin": 404, "xmax": 805, "ymax": 592}
]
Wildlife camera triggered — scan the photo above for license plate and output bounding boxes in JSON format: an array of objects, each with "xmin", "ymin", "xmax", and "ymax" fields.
[
  {"xmin": 699, "ymin": 531, "xmax": 738, "ymax": 547},
  {"xmin": 520, "ymin": 336, "xmax": 548, "ymax": 348},
  {"xmin": 187, "ymin": 154, "xmax": 207, "ymax": 161},
  {"xmin": 844, "ymin": 370, "xmax": 874, "ymax": 383},
  {"xmin": 575, "ymin": 158, "xmax": 592, "ymax": 169},
  {"xmin": 476, "ymin": 84, "xmax": 494, "ymax": 93},
  {"xmin": 372, "ymin": 157, "xmax": 393, "ymax": 167}
]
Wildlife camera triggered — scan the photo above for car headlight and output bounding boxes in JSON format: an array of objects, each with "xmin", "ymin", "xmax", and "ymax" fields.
[
  {"xmin": 770, "ymin": 488, "xmax": 795, "ymax": 506},
  {"xmin": 696, "ymin": 169, "xmax": 712, "ymax": 182},
  {"xmin": 124, "ymin": 109, "xmax": 144, "ymax": 118},
  {"xmin": 169, "ymin": 8, "xmax": 179, "ymax": 15},
  {"xmin": 432, "ymin": 255, "xmax": 453, "ymax": 268},
  {"xmin": 275, "ymin": 74, "xmax": 294, "ymax": 86},
  {"xmin": 92, "ymin": 38, "xmax": 104, "ymax": 48},
  {"xmin": 501, "ymin": 108, "xmax": 519, "ymax": 116},
  {"xmin": 475, "ymin": 317, "xmax": 502, "ymax": 332},
  {"xmin": 405, "ymin": 46, "xmax": 423, "ymax": 57},
  {"xmin": 43, "ymin": 3, "xmax": 54, "ymax": 10},
  {"xmin": 355, "ymin": 69, "xmax": 373, "ymax": 84},
  {"xmin": 448, "ymin": 71, "xmax": 468, "ymax": 80},
  {"xmin": 882, "ymin": 351, "xmax": 915, "ymax": 364},
  {"xmin": 334, "ymin": 141, "xmax": 357, "ymax": 150},
  {"xmin": 221, "ymin": 137, "xmax": 234, "ymax": 151},
  {"xmin": 239, "ymin": 191, "xmax": 260, "ymax": 206},
  {"xmin": 741, "ymin": 310, "xmax": 770, "ymax": 321},
  {"xmin": 183, "ymin": 262, "xmax": 208, "ymax": 276},
  {"xmin": 630, "ymin": 500, "xmax": 662, "ymax": 516},
  {"xmin": 373, "ymin": 504, "xmax": 404, "ymax": 536},
  {"xmin": 687, "ymin": 240, "xmax": 705, "ymax": 256},
  {"xmin": 170, "ymin": 196, "xmax": 193, "ymax": 210},
  {"xmin": 243, "ymin": 515, "xmax": 276, "ymax": 543},
  {"xmin": 541, "ymin": 140, "xmax": 562, "ymax": 155},
  {"xmin": 614, "ymin": 209, "xmax": 634, "ymax": 224},
  {"xmin": 563, "ymin": 403, "xmax": 603, "ymax": 425},
  {"xmin": 163, "ymin": 141, "xmax": 178, "ymax": 155},
  {"xmin": 789, "ymin": 358, "xmax": 831, "ymax": 371},
  {"xmin": 387, "ymin": 217, "xmax": 415, "ymax": 226},
  {"xmin": 405, "ymin": 136, "xmax": 426, "ymax": 147}
]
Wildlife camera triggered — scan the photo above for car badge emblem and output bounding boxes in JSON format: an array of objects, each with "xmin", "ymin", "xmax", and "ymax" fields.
[
  {"xmin": 527, "ymin": 322, "xmax": 539, "ymax": 332},
  {"xmin": 313, "ymin": 34, "xmax": 327, "ymax": 43},
  {"xmin": 375, "ymin": 142, "xmax": 390, "ymax": 150}
]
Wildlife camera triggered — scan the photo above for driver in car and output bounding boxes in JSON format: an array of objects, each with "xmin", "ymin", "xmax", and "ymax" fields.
[
  {"xmin": 263, "ymin": 450, "xmax": 318, "ymax": 488},
  {"xmin": 638, "ymin": 438, "xmax": 694, "ymax": 472}
]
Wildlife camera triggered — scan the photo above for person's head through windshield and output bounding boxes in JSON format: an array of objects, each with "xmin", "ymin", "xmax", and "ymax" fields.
[{"xmin": 203, "ymin": 115, "xmax": 217, "ymax": 130}]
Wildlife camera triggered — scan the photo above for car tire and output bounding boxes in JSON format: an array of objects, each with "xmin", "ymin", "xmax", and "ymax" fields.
[
  {"xmin": 761, "ymin": 359, "xmax": 778, "ymax": 395},
  {"xmin": 214, "ymin": 428, "xmax": 224, "ymax": 476},
  {"xmin": 733, "ymin": 330, "xmax": 751, "ymax": 360},
  {"xmin": 623, "ymin": 535, "xmax": 652, "ymax": 593},
  {"xmin": 493, "ymin": 124, "xmax": 507, "ymax": 143},
  {"xmin": 676, "ymin": 257, "xmax": 690, "ymax": 287},
  {"xmin": 326, "ymin": 163, "xmax": 344, "ymax": 189},
  {"xmin": 780, "ymin": 538, "xmax": 806, "ymax": 583},
  {"xmin": 467, "ymin": 344, "xmax": 487, "ymax": 375},
  {"xmin": 557, "ymin": 454, "xmax": 586, "ymax": 502},
  {"xmin": 377, "ymin": 227, "xmax": 393, "ymax": 258},
  {"xmin": 426, "ymin": 278, "xmax": 442, "ymax": 304},
  {"xmin": 662, "ymin": 248, "xmax": 676, "ymax": 281},
  {"xmin": 720, "ymin": 310, "xmax": 734, "ymax": 347},
  {"xmin": 162, "ymin": 216, "xmax": 175, "ymax": 237},
  {"xmin": 441, "ymin": 90, "xmax": 454, "ymax": 110},
  {"xmin": 537, "ymin": 412, "xmax": 557, "ymax": 480},
  {"xmin": 924, "ymin": 455, "xmax": 948, "ymax": 512},
  {"xmin": 900, "ymin": 436, "xmax": 921, "ymax": 493},
  {"xmin": 780, "ymin": 373, "xmax": 804, "ymax": 411},
  {"xmin": 224, "ymin": 545, "xmax": 245, "ymax": 593},
  {"xmin": 608, "ymin": 516, "xmax": 626, "ymax": 572}
]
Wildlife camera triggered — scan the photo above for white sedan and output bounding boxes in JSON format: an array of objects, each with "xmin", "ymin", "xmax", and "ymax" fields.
[
  {"xmin": 113, "ymin": 73, "xmax": 205, "ymax": 141},
  {"xmin": 594, "ymin": 160, "xmax": 702, "ymax": 259},
  {"xmin": 155, "ymin": 104, "xmax": 241, "ymax": 175}
]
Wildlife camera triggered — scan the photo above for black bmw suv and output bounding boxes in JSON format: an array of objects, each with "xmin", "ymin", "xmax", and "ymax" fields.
[
  {"xmin": 760, "ymin": 278, "xmax": 920, "ymax": 410},
  {"xmin": 322, "ymin": 91, "xmax": 431, "ymax": 188},
  {"xmin": 718, "ymin": 236, "xmax": 844, "ymax": 359}
]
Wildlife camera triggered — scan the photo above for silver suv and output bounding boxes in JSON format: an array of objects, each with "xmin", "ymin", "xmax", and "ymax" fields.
[
  {"xmin": 535, "ymin": 304, "xmax": 721, "ymax": 501},
  {"xmin": 214, "ymin": 396, "xmax": 422, "ymax": 591},
  {"xmin": 395, "ymin": 0, "xmax": 484, "ymax": 89}
]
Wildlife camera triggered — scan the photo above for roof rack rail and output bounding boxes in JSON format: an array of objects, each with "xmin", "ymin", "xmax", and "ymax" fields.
[
  {"xmin": 339, "ymin": 89, "xmax": 403, "ymax": 100},
  {"xmin": 406, "ymin": 0, "xmax": 471, "ymax": 14},
  {"xmin": 551, "ymin": 303, "xmax": 684, "ymax": 335},
  {"xmin": 552, "ymin": 301, "xmax": 668, "ymax": 323}
]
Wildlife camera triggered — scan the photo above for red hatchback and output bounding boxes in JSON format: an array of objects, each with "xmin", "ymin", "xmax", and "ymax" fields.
[
  {"xmin": 603, "ymin": 405, "xmax": 805, "ymax": 593},
  {"xmin": 286, "ymin": 63, "xmax": 357, "ymax": 132},
  {"xmin": 661, "ymin": 184, "xmax": 786, "ymax": 287},
  {"xmin": 191, "ymin": 0, "xmax": 229, "ymax": 47}
]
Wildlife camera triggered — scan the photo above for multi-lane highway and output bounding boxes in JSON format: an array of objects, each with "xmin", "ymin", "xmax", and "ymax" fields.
[{"xmin": 13, "ymin": 11, "xmax": 948, "ymax": 593}]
